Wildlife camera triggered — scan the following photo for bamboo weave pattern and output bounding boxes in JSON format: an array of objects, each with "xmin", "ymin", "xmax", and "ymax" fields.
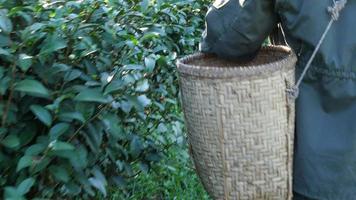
[{"xmin": 177, "ymin": 46, "xmax": 297, "ymax": 200}]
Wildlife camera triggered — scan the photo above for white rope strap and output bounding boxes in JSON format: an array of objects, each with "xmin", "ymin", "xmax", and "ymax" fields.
[{"xmin": 287, "ymin": 0, "xmax": 347, "ymax": 99}]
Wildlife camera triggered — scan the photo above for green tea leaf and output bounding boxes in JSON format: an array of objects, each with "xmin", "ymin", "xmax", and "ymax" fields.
[
  {"xmin": 58, "ymin": 112, "xmax": 85, "ymax": 123},
  {"xmin": 140, "ymin": 0, "xmax": 150, "ymax": 12},
  {"xmin": 4, "ymin": 187, "xmax": 25, "ymax": 200},
  {"xmin": 75, "ymin": 102, "xmax": 95, "ymax": 120},
  {"xmin": 64, "ymin": 182, "xmax": 81, "ymax": 195},
  {"xmin": 102, "ymin": 114, "xmax": 124, "ymax": 140},
  {"xmin": 49, "ymin": 123, "xmax": 70, "ymax": 141},
  {"xmin": 88, "ymin": 177, "xmax": 107, "ymax": 197},
  {"xmin": 31, "ymin": 157, "xmax": 50, "ymax": 174},
  {"xmin": 0, "ymin": 47, "xmax": 12, "ymax": 57},
  {"xmin": 104, "ymin": 80, "xmax": 124, "ymax": 95},
  {"xmin": 122, "ymin": 64, "xmax": 144, "ymax": 70},
  {"xmin": 18, "ymin": 124, "xmax": 37, "ymax": 146},
  {"xmin": 0, "ymin": 11, "xmax": 13, "ymax": 34},
  {"xmin": 137, "ymin": 95, "xmax": 151, "ymax": 107},
  {"xmin": 130, "ymin": 136, "xmax": 142, "ymax": 158},
  {"xmin": 64, "ymin": 69, "xmax": 82, "ymax": 82},
  {"xmin": 16, "ymin": 155, "xmax": 32, "ymax": 172},
  {"xmin": 49, "ymin": 166, "xmax": 70, "ymax": 183},
  {"xmin": 74, "ymin": 88, "xmax": 108, "ymax": 103},
  {"xmin": 68, "ymin": 145, "xmax": 88, "ymax": 169},
  {"xmin": 0, "ymin": 127, "xmax": 7, "ymax": 136},
  {"xmin": 135, "ymin": 79, "xmax": 149, "ymax": 92},
  {"xmin": 120, "ymin": 100, "xmax": 132, "ymax": 113},
  {"xmin": 1, "ymin": 134, "xmax": 20, "ymax": 149},
  {"xmin": 49, "ymin": 140, "xmax": 75, "ymax": 151},
  {"xmin": 40, "ymin": 33, "xmax": 67, "ymax": 55},
  {"xmin": 0, "ymin": 76, "xmax": 10, "ymax": 95},
  {"xmin": 30, "ymin": 105, "xmax": 52, "ymax": 127},
  {"xmin": 144, "ymin": 56, "xmax": 156, "ymax": 72},
  {"xmin": 25, "ymin": 144, "xmax": 46, "ymax": 156},
  {"xmin": 17, "ymin": 177, "xmax": 35, "ymax": 195},
  {"xmin": 18, "ymin": 54, "xmax": 32, "ymax": 72},
  {"xmin": 0, "ymin": 34, "xmax": 11, "ymax": 47},
  {"xmin": 14, "ymin": 79, "xmax": 50, "ymax": 98}
]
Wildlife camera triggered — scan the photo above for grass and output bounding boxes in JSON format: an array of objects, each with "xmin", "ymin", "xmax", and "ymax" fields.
[{"xmin": 106, "ymin": 144, "xmax": 211, "ymax": 200}]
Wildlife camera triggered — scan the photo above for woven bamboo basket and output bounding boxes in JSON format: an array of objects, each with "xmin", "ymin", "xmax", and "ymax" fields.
[{"xmin": 177, "ymin": 46, "xmax": 297, "ymax": 200}]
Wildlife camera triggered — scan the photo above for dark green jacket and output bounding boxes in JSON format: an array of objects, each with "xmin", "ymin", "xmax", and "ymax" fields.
[{"xmin": 200, "ymin": 0, "xmax": 356, "ymax": 199}]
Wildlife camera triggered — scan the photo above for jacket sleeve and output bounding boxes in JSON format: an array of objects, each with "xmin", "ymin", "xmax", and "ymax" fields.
[{"xmin": 199, "ymin": 0, "xmax": 278, "ymax": 60}]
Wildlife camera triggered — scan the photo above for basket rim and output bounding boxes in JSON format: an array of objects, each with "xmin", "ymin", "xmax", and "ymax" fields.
[{"xmin": 176, "ymin": 45, "xmax": 297, "ymax": 78}]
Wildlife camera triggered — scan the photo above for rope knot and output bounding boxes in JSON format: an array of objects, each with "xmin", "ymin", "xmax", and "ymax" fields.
[
  {"xmin": 286, "ymin": 86, "xmax": 299, "ymax": 100},
  {"xmin": 328, "ymin": 0, "xmax": 347, "ymax": 21}
]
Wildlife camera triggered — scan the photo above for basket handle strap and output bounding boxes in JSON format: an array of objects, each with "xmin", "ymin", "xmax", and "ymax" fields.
[
  {"xmin": 270, "ymin": 23, "xmax": 289, "ymax": 46},
  {"xmin": 286, "ymin": 0, "xmax": 347, "ymax": 100}
]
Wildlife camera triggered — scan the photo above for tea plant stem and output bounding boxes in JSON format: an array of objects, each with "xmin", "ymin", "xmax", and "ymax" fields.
[
  {"xmin": 1, "ymin": 63, "xmax": 16, "ymax": 127},
  {"xmin": 68, "ymin": 103, "xmax": 111, "ymax": 142}
]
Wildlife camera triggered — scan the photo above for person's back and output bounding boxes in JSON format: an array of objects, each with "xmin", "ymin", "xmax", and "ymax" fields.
[{"xmin": 200, "ymin": 0, "xmax": 356, "ymax": 199}]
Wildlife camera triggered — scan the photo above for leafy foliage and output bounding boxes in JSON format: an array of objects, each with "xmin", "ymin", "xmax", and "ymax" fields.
[
  {"xmin": 0, "ymin": 0, "xmax": 209, "ymax": 199},
  {"xmin": 107, "ymin": 145, "xmax": 210, "ymax": 200}
]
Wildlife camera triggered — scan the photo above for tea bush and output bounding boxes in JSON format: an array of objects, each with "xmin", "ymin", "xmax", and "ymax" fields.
[{"xmin": 0, "ymin": 0, "xmax": 209, "ymax": 199}]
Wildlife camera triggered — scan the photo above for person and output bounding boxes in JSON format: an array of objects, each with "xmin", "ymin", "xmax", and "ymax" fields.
[{"xmin": 199, "ymin": 0, "xmax": 355, "ymax": 199}]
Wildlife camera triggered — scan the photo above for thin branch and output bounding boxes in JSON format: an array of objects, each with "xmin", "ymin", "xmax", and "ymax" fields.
[{"xmin": 1, "ymin": 63, "xmax": 17, "ymax": 127}]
